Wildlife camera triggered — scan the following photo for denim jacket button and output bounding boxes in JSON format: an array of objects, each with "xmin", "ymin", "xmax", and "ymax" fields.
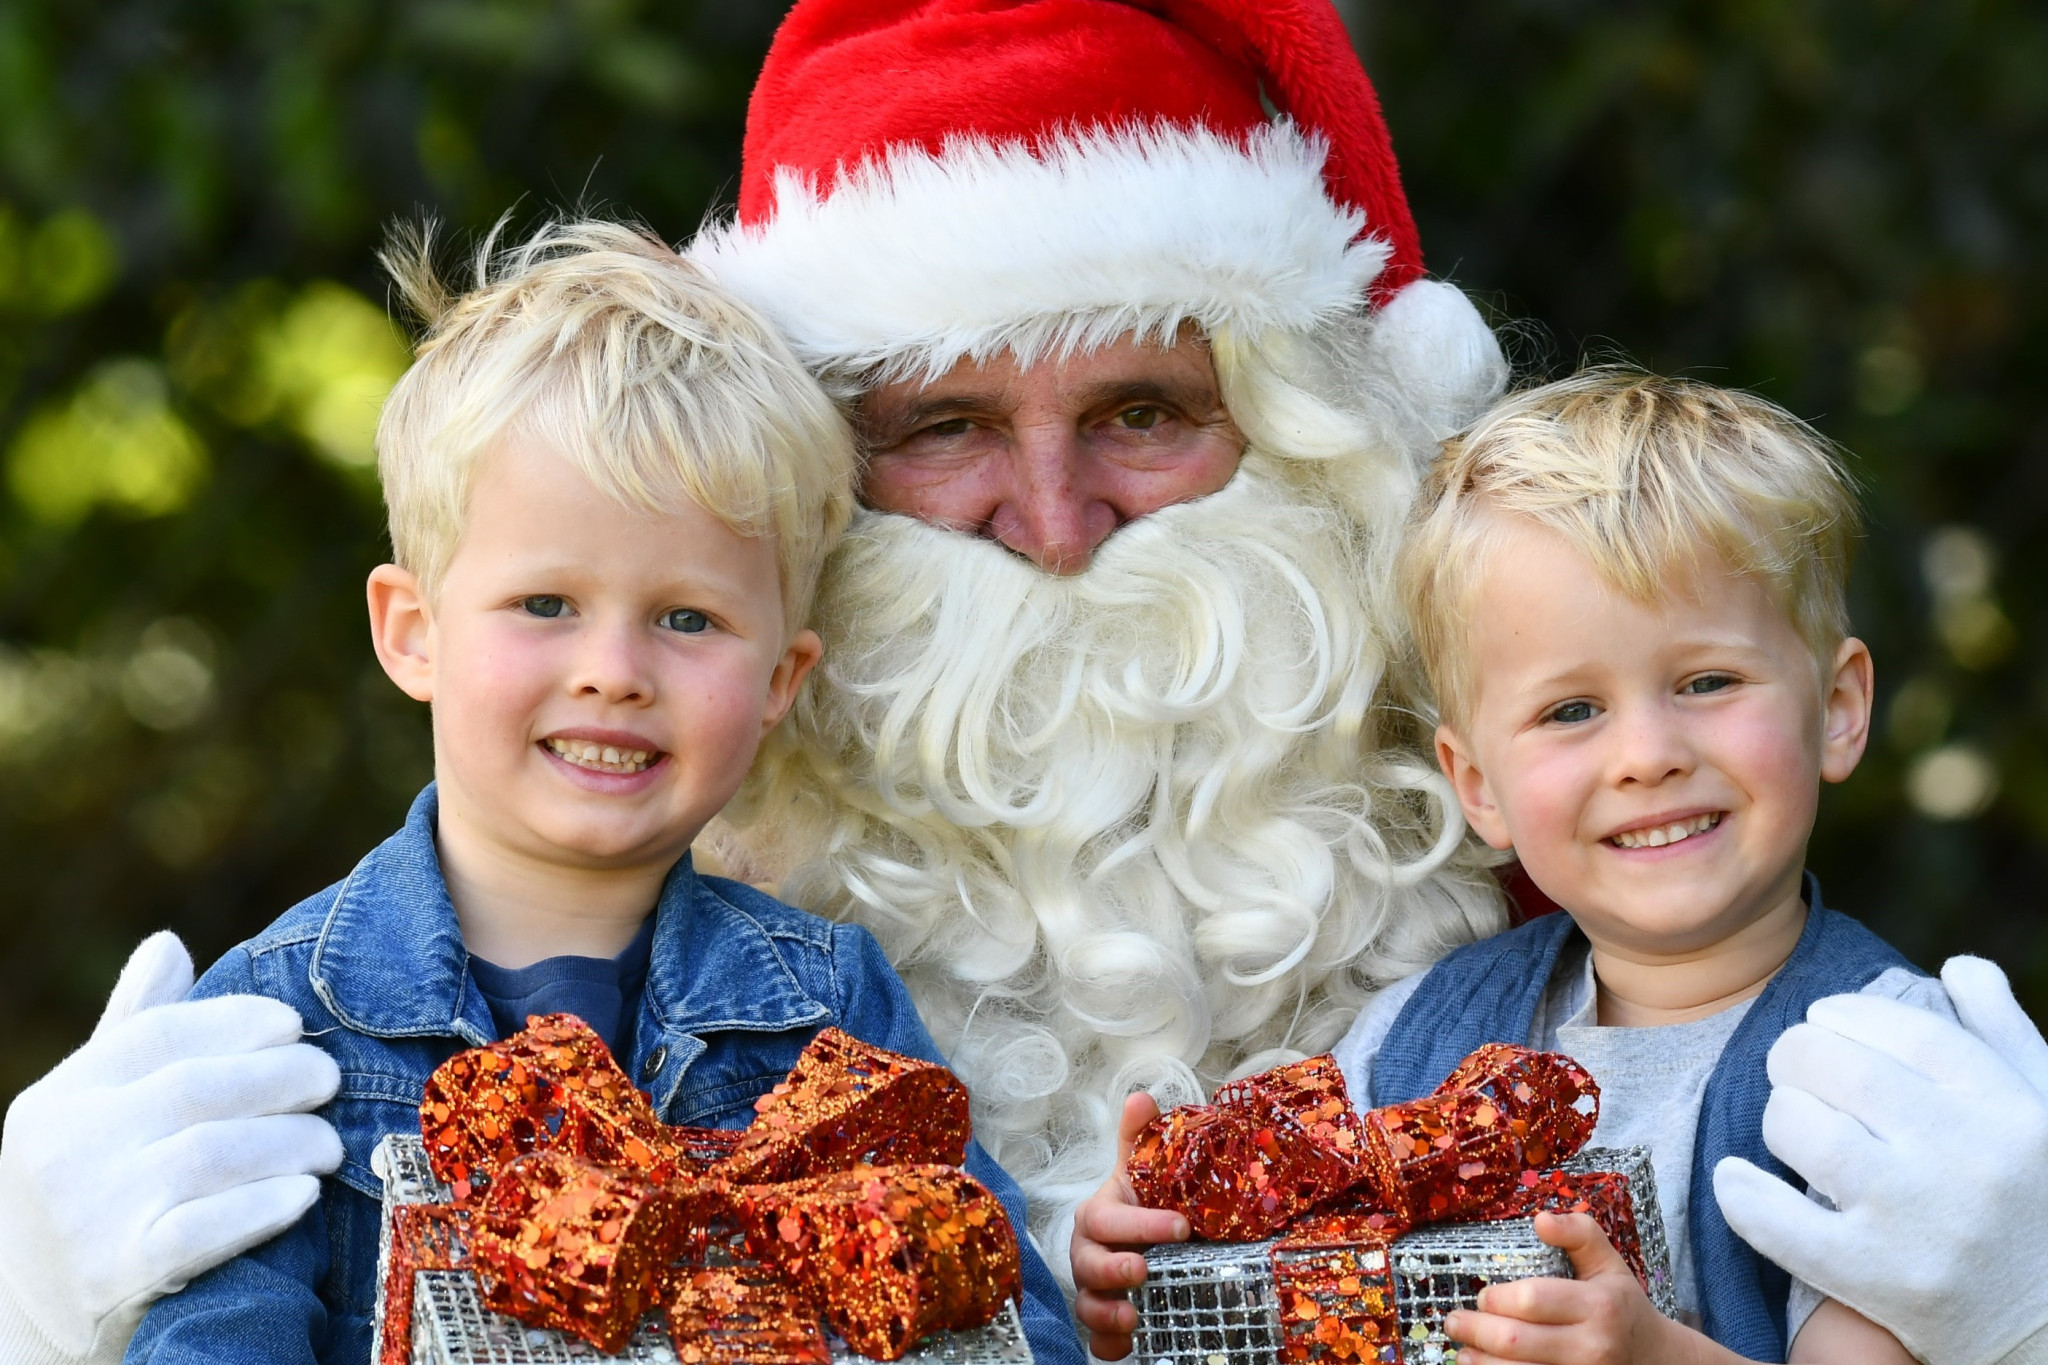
[{"xmin": 639, "ymin": 1045, "xmax": 667, "ymax": 1083}]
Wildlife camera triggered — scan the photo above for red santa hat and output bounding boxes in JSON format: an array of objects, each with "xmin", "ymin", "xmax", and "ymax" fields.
[{"xmin": 692, "ymin": 0, "xmax": 1499, "ymax": 407}]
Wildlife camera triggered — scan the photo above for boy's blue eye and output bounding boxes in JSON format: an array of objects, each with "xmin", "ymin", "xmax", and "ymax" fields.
[
  {"xmin": 661, "ymin": 608, "xmax": 710, "ymax": 634},
  {"xmin": 521, "ymin": 595, "xmax": 567, "ymax": 618},
  {"xmin": 1549, "ymin": 700, "xmax": 1596, "ymax": 724},
  {"xmin": 1684, "ymin": 675, "xmax": 1735, "ymax": 695}
]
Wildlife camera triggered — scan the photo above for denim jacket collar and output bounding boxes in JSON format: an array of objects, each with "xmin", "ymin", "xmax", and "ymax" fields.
[{"xmin": 308, "ymin": 785, "xmax": 830, "ymax": 1051}]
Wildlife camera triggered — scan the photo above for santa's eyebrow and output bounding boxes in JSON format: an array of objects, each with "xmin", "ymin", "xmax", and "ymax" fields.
[
  {"xmin": 888, "ymin": 394, "xmax": 997, "ymax": 426},
  {"xmin": 858, "ymin": 392, "xmax": 998, "ymax": 444},
  {"xmin": 1067, "ymin": 377, "xmax": 1219, "ymax": 415},
  {"xmin": 862, "ymin": 374, "xmax": 1224, "ymax": 446}
]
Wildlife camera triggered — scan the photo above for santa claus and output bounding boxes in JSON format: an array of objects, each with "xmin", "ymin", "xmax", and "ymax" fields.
[
  {"xmin": 1, "ymin": 3, "xmax": 2043, "ymax": 1365},
  {"xmin": 681, "ymin": 0, "xmax": 1515, "ymax": 1273}
]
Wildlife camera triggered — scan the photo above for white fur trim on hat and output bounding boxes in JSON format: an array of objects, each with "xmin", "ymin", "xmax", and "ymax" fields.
[{"xmin": 690, "ymin": 122, "xmax": 1389, "ymax": 379}]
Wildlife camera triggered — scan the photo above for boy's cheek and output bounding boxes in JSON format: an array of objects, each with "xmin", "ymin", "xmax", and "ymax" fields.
[{"xmin": 1492, "ymin": 750, "xmax": 1595, "ymax": 862}]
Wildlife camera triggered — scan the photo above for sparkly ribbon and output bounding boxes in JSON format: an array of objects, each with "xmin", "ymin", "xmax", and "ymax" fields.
[
  {"xmin": 382, "ymin": 1016, "xmax": 1021, "ymax": 1362},
  {"xmin": 1128, "ymin": 1043, "xmax": 1654, "ymax": 1364}
]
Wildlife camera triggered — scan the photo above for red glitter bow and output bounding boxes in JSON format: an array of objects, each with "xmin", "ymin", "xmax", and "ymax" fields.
[
  {"xmin": 1128, "ymin": 1043, "xmax": 1655, "ymax": 1364},
  {"xmin": 382, "ymin": 1016, "xmax": 1021, "ymax": 1362}
]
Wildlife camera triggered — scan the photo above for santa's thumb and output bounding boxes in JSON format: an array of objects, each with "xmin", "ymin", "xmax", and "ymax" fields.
[
  {"xmin": 1534, "ymin": 1211, "xmax": 1632, "ymax": 1282},
  {"xmin": 95, "ymin": 931, "xmax": 197, "ymax": 1034}
]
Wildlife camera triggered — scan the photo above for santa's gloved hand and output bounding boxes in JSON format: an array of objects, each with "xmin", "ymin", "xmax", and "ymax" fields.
[
  {"xmin": 1715, "ymin": 956, "xmax": 2048, "ymax": 1365},
  {"xmin": 0, "ymin": 932, "xmax": 343, "ymax": 1365}
]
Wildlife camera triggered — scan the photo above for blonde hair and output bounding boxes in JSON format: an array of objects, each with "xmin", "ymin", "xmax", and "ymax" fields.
[
  {"xmin": 1403, "ymin": 368, "xmax": 1862, "ymax": 728},
  {"xmin": 375, "ymin": 217, "xmax": 855, "ymax": 628}
]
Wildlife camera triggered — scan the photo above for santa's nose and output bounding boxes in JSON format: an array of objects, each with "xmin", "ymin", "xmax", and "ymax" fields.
[{"xmin": 985, "ymin": 426, "xmax": 1121, "ymax": 574}]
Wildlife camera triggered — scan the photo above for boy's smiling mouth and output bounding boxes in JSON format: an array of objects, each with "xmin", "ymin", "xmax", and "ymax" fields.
[
  {"xmin": 543, "ymin": 736, "xmax": 662, "ymax": 775},
  {"xmin": 1608, "ymin": 811, "xmax": 1723, "ymax": 850}
]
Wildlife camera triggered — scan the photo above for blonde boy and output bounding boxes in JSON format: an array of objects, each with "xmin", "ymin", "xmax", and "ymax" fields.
[
  {"xmin": 1333, "ymin": 370, "xmax": 1948, "ymax": 1363},
  {"xmin": 125, "ymin": 221, "xmax": 1078, "ymax": 1365}
]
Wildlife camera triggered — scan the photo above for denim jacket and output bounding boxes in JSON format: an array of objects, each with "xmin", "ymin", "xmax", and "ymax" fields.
[{"xmin": 127, "ymin": 787, "xmax": 1081, "ymax": 1365}]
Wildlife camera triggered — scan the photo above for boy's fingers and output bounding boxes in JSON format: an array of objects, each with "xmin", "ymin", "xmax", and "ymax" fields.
[
  {"xmin": 1073, "ymin": 1289, "xmax": 1137, "ymax": 1331},
  {"xmin": 1075, "ymin": 1287, "xmax": 1140, "ymax": 1360},
  {"xmin": 1116, "ymin": 1091, "xmax": 1160, "ymax": 1164},
  {"xmin": 1074, "ymin": 1195, "xmax": 1186, "ymax": 1250},
  {"xmin": 1532, "ymin": 1210, "xmax": 1632, "ymax": 1282},
  {"xmin": 1444, "ymin": 1307, "xmax": 1572, "ymax": 1363},
  {"xmin": 1473, "ymin": 1273, "xmax": 1592, "ymax": 1326},
  {"xmin": 1069, "ymin": 1236, "xmax": 1153, "ymax": 1294}
]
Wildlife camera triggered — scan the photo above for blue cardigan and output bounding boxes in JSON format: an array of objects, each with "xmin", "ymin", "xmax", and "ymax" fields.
[{"xmin": 1367, "ymin": 878, "xmax": 1915, "ymax": 1360}]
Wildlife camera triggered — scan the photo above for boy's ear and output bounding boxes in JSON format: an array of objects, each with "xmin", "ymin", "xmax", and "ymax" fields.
[
  {"xmin": 1436, "ymin": 723, "xmax": 1513, "ymax": 850},
  {"xmin": 760, "ymin": 627, "xmax": 823, "ymax": 734},
  {"xmin": 1819, "ymin": 636, "xmax": 1875, "ymax": 784},
  {"xmin": 367, "ymin": 564, "xmax": 436, "ymax": 703}
]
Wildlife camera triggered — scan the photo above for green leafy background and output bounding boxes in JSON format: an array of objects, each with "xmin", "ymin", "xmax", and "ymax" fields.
[{"xmin": 1, "ymin": 0, "xmax": 2041, "ymax": 1105}]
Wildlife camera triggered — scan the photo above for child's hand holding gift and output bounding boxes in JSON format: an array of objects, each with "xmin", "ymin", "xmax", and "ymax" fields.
[
  {"xmin": 1446, "ymin": 1212, "xmax": 1915, "ymax": 1365},
  {"xmin": 1445, "ymin": 1212, "xmax": 1683, "ymax": 1365}
]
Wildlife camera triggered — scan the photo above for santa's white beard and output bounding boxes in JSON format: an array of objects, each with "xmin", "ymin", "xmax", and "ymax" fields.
[{"xmin": 718, "ymin": 459, "xmax": 1506, "ymax": 1281}]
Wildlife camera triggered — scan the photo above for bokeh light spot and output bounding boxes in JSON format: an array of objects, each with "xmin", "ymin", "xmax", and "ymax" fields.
[
  {"xmin": 120, "ymin": 619, "xmax": 218, "ymax": 732},
  {"xmin": 1906, "ymin": 744, "xmax": 1999, "ymax": 822},
  {"xmin": 256, "ymin": 282, "xmax": 411, "ymax": 467},
  {"xmin": 0, "ymin": 205, "xmax": 119, "ymax": 316},
  {"xmin": 1886, "ymin": 676, "xmax": 1952, "ymax": 753},
  {"xmin": 1921, "ymin": 525, "xmax": 1995, "ymax": 601},
  {"xmin": 6, "ymin": 360, "xmax": 208, "ymax": 525},
  {"xmin": 25, "ymin": 209, "xmax": 120, "ymax": 315}
]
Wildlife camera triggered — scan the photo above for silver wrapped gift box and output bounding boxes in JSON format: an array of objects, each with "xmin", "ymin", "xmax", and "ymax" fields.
[
  {"xmin": 369, "ymin": 1133, "xmax": 1036, "ymax": 1365},
  {"xmin": 1132, "ymin": 1146, "xmax": 1678, "ymax": 1365}
]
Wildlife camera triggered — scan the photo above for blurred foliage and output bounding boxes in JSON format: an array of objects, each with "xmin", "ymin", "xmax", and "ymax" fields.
[{"xmin": 0, "ymin": 0, "xmax": 2042, "ymax": 1106}]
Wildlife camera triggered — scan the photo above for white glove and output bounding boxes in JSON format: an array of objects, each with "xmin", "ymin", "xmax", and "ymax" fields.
[
  {"xmin": 1714, "ymin": 956, "xmax": 2048, "ymax": 1365},
  {"xmin": 0, "ymin": 932, "xmax": 344, "ymax": 1365}
]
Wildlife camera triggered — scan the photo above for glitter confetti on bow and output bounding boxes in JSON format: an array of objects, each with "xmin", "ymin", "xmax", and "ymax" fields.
[
  {"xmin": 1127, "ymin": 1044, "xmax": 1631, "ymax": 1364},
  {"xmin": 392, "ymin": 1016, "xmax": 1020, "ymax": 1360},
  {"xmin": 720, "ymin": 1028, "xmax": 973, "ymax": 1184},
  {"xmin": 471, "ymin": 1150, "xmax": 686, "ymax": 1354},
  {"xmin": 1128, "ymin": 1044, "xmax": 1598, "ymax": 1242},
  {"xmin": 729, "ymin": 1164, "xmax": 1020, "ymax": 1359},
  {"xmin": 420, "ymin": 1013, "xmax": 693, "ymax": 1202},
  {"xmin": 1125, "ymin": 1054, "xmax": 1370, "ymax": 1241}
]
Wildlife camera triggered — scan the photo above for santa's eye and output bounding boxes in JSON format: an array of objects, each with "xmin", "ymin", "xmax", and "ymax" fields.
[
  {"xmin": 924, "ymin": 417, "xmax": 975, "ymax": 438},
  {"xmin": 1116, "ymin": 406, "xmax": 1165, "ymax": 430},
  {"xmin": 661, "ymin": 608, "xmax": 710, "ymax": 634},
  {"xmin": 521, "ymin": 595, "xmax": 568, "ymax": 618}
]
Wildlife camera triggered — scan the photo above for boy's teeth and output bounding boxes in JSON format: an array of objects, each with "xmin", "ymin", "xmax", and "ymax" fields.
[
  {"xmin": 545, "ymin": 738, "xmax": 655, "ymax": 774},
  {"xmin": 1612, "ymin": 812, "xmax": 1721, "ymax": 849}
]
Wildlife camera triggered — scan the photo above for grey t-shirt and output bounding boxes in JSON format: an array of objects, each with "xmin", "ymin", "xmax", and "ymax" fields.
[{"xmin": 1332, "ymin": 937, "xmax": 1955, "ymax": 1343}]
